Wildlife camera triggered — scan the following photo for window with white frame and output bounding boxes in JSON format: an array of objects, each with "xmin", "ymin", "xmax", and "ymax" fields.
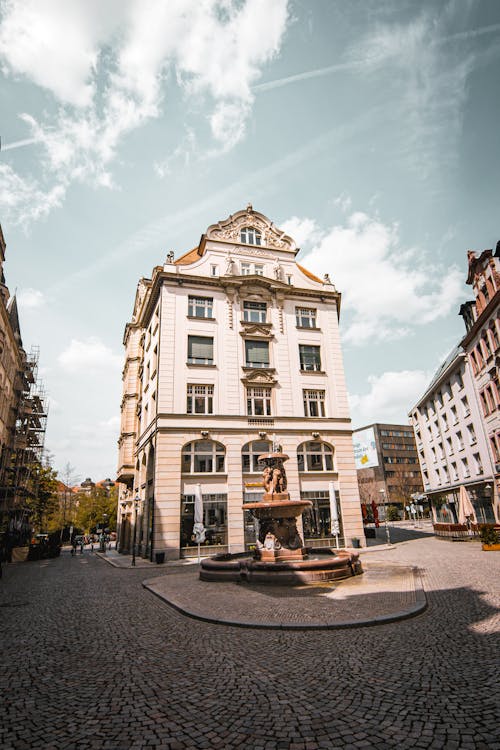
[
  {"xmin": 446, "ymin": 437, "xmax": 453, "ymax": 455},
  {"xmin": 210, "ymin": 264, "xmax": 219, "ymax": 277},
  {"xmin": 461, "ymin": 396, "xmax": 470, "ymax": 416},
  {"xmin": 473, "ymin": 453, "xmax": 483, "ymax": 475},
  {"xmin": 299, "ymin": 344, "xmax": 322, "ymax": 372},
  {"xmin": 296, "ymin": 307, "xmax": 317, "ymax": 328},
  {"xmin": 451, "ymin": 462, "xmax": 458, "ymax": 480},
  {"xmin": 187, "ymin": 336, "xmax": 214, "ymax": 365},
  {"xmin": 240, "ymin": 227, "xmax": 262, "ymax": 245},
  {"xmin": 246, "ymin": 387, "xmax": 272, "ymax": 416},
  {"xmin": 188, "ymin": 296, "xmax": 213, "ymax": 319},
  {"xmin": 303, "ymin": 389, "xmax": 326, "ymax": 417},
  {"xmin": 243, "ymin": 301, "xmax": 267, "ymax": 323},
  {"xmin": 181, "ymin": 440, "xmax": 225, "ymax": 473},
  {"xmin": 456, "ymin": 430, "xmax": 464, "ymax": 450},
  {"xmin": 297, "ymin": 441, "xmax": 334, "ymax": 472},
  {"xmin": 461, "ymin": 457, "xmax": 470, "ymax": 477},
  {"xmin": 241, "ymin": 440, "xmax": 272, "ymax": 473},
  {"xmin": 245, "ymin": 340, "xmax": 270, "ymax": 368},
  {"xmin": 450, "ymin": 405, "xmax": 458, "ymax": 424},
  {"xmin": 467, "ymin": 424, "xmax": 477, "ymax": 445},
  {"xmin": 186, "ymin": 384, "xmax": 214, "ymax": 414},
  {"xmin": 241, "ymin": 261, "xmax": 264, "ymax": 276}
]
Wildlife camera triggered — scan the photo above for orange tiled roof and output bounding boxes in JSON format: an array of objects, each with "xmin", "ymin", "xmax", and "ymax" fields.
[
  {"xmin": 297, "ymin": 264, "xmax": 322, "ymax": 283},
  {"xmin": 174, "ymin": 246, "xmax": 201, "ymax": 265}
]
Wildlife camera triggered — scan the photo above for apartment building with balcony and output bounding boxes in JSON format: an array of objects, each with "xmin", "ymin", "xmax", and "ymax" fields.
[
  {"xmin": 409, "ymin": 346, "xmax": 497, "ymax": 532},
  {"xmin": 116, "ymin": 205, "xmax": 364, "ymax": 560}
]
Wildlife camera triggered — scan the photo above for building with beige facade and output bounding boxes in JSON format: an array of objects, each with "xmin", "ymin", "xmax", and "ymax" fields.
[{"xmin": 116, "ymin": 206, "xmax": 365, "ymax": 560}]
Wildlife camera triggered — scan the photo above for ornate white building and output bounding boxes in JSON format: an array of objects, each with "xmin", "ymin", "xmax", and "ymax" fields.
[{"xmin": 117, "ymin": 206, "xmax": 365, "ymax": 560}]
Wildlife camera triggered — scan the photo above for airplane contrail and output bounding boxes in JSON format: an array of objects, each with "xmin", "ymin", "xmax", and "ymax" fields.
[
  {"xmin": 254, "ymin": 22, "xmax": 500, "ymax": 94},
  {"xmin": 1, "ymin": 137, "xmax": 42, "ymax": 152}
]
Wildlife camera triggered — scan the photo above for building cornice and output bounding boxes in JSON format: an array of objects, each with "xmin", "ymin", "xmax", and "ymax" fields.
[{"xmin": 460, "ymin": 289, "xmax": 500, "ymax": 348}]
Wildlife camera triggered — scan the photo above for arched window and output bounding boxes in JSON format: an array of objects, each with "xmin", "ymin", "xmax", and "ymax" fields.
[
  {"xmin": 297, "ymin": 441, "xmax": 334, "ymax": 472},
  {"xmin": 242, "ymin": 440, "xmax": 272, "ymax": 473},
  {"xmin": 182, "ymin": 440, "xmax": 225, "ymax": 473},
  {"xmin": 240, "ymin": 227, "xmax": 262, "ymax": 246}
]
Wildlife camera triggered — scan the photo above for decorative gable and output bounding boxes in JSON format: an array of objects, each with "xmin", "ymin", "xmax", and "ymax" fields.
[{"xmin": 205, "ymin": 205, "xmax": 297, "ymax": 254}]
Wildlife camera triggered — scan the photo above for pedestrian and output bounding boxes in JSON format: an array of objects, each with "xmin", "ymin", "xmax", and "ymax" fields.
[
  {"xmin": 90, "ymin": 541, "xmax": 94, "ymax": 552},
  {"xmin": 71, "ymin": 539, "xmax": 77, "ymax": 556},
  {"xmin": 80, "ymin": 539, "xmax": 84, "ymax": 554}
]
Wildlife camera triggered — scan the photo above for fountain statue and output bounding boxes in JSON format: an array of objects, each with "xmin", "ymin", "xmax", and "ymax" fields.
[{"xmin": 200, "ymin": 442, "xmax": 362, "ymax": 584}]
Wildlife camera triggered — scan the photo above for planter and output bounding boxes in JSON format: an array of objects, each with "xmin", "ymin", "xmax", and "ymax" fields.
[
  {"xmin": 11, "ymin": 546, "xmax": 30, "ymax": 562},
  {"xmin": 482, "ymin": 543, "xmax": 500, "ymax": 551}
]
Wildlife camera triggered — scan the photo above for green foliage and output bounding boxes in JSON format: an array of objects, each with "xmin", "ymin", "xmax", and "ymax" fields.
[
  {"xmin": 479, "ymin": 526, "xmax": 499, "ymax": 545},
  {"xmin": 25, "ymin": 462, "xmax": 59, "ymax": 533},
  {"xmin": 385, "ymin": 505, "xmax": 400, "ymax": 521},
  {"xmin": 74, "ymin": 485, "xmax": 117, "ymax": 534}
]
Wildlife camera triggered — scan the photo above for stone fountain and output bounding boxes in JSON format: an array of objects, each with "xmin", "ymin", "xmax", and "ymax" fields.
[{"xmin": 200, "ymin": 447, "xmax": 362, "ymax": 584}]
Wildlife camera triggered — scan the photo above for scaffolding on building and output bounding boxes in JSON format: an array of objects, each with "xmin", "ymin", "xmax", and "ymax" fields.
[{"xmin": 1, "ymin": 346, "xmax": 48, "ymax": 543}]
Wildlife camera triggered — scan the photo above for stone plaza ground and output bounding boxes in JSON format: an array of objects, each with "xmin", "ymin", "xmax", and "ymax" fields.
[{"xmin": 0, "ymin": 526, "xmax": 499, "ymax": 749}]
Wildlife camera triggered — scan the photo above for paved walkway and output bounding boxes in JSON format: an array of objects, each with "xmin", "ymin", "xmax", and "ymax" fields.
[
  {"xmin": 0, "ymin": 531, "xmax": 498, "ymax": 749},
  {"xmin": 144, "ymin": 560, "xmax": 425, "ymax": 629}
]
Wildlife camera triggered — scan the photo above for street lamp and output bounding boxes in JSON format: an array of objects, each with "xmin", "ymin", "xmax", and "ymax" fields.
[
  {"xmin": 379, "ymin": 488, "xmax": 391, "ymax": 545},
  {"xmin": 132, "ymin": 494, "xmax": 140, "ymax": 567}
]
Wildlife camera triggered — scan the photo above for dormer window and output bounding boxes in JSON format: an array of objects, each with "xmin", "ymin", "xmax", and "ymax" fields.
[{"xmin": 240, "ymin": 227, "xmax": 262, "ymax": 246}]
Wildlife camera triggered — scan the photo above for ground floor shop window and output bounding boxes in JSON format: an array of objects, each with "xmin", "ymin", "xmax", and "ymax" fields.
[
  {"xmin": 180, "ymin": 493, "xmax": 227, "ymax": 548},
  {"xmin": 300, "ymin": 490, "xmax": 342, "ymax": 540},
  {"xmin": 243, "ymin": 491, "xmax": 264, "ymax": 549}
]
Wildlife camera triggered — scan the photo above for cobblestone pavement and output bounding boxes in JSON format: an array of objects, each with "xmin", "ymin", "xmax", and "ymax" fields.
[
  {"xmin": 0, "ymin": 532, "xmax": 499, "ymax": 750},
  {"xmin": 144, "ymin": 561, "xmax": 425, "ymax": 628}
]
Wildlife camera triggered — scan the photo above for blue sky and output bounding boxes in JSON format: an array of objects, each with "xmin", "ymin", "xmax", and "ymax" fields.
[{"xmin": 1, "ymin": 0, "xmax": 499, "ymax": 482}]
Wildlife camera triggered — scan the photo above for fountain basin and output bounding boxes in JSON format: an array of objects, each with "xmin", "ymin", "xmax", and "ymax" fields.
[{"xmin": 200, "ymin": 548, "xmax": 362, "ymax": 585}]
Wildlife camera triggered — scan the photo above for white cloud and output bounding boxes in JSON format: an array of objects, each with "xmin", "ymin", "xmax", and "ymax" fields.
[
  {"xmin": 0, "ymin": 0, "xmax": 289, "ymax": 220},
  {"xmin": 348, "ymin": 5, "xmax": 476, "ymax": 179},
  {"xmin": 0, "ymin": 163, "xmax": 66, "ymax": 228},
  {"xmin": 17, "ymin": 287, "xmax": 46, "ymax": 309},
  {"xmin": 297, "ymin": 210, "xmax": 465, "ymax": 345},
  {"xmin": 280, "ymin": 216, "xmax": 322, "ymax": 250},
  {"xmin": 58, "ymin": 336, "xmax": 121, "ymax": 373},
  {"xmin": 349, "ymin": 369, "xmax": 432, "ymax": 427}
]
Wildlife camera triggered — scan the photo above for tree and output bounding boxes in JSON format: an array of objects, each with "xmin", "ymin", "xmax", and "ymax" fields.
[
  {"xmin": 26, "ymin": 462, "xmax": 59, "ymax": 533},
  {"xmin": 74, "ymin": 485, "xmax": 117, "ymax": 534}
]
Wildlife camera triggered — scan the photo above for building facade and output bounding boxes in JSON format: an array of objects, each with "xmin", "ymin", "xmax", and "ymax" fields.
[
  {"xmin": 0, "ymin": 225, "xmax": 48, "ymax": 550},
  {"xmin": 459, "ymin": 243, "xmax": 500, "ymax": 524},
  {"xmin": 353, "ymin": 423, "xmax": 423, "ymax": 519},
  {"xmin": 409, "ymin": 346, "xmax": 497, "ymax": 534},
  {"xmin": 117, "ymin": 206, "xmax": 365, "ymax": 559}
]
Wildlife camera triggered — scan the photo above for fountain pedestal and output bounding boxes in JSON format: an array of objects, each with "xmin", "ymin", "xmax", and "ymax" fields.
[{"xmin": 200, "ymin": 448, "xmax": 363, "ymax": 584}]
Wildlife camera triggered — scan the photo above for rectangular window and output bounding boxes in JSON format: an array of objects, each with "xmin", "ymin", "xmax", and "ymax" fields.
[
  {"xmin": 247, "ymin": 387, "xmax": 272, "ymax": 416},
  {"xmin": 473, "ymin": 453, "xmax": 483, "ymax": 475},
  {"xmin": 296, "ymin": 307, "xmax": 317, "ymax": 328},
  {"xmin": 243, "ymin": 301, "xmax": 267, "ymax": 323},
  {"xmin": 467, "ymin": 424, "xmax": 477, "ymax": 445},
  {"xmin": 450, "ymin": 405, "xmax": 458, "ymax": 424},
  {"xmin": 187, "ymin": 384, "xmax": 214, "ymax": 414},
  {"xmin": 461, "ymin": 457, "xmax": 470, "ymax": 477},
  {"xmin": 299, "ymin": 344, "xmax": 322, "ymax": 372},
  {"xmin": 456, "ymin": 431, "xmax": 464, "ymax": 450},
  {"xmin": 241, "ymin": 262, "xmax": 264, "ymax": 276},
  {"xmin": 461, "ymin": 396, "xmax": 470, "ymax": 416},
  {"xmin": 303, "ymin": 389, "xmax": 326, "ymax": 417},
  {"xmin": 210, "ymin": 264, "xmax": 219, "ymax": 277},
  {"xmin": 451, "ymin": 462, "xmax": 458, "ymax": 480},
  {"xmin": 245, "ymin": 340, "xmax": 270, "ymax": 368},
  {"xmin": 187, "ymin": 335, "xmax": 214, "ymax": 365},
  {"xmin": 188, "ymin": 296, "xmax": 213, "ymax": 319}
]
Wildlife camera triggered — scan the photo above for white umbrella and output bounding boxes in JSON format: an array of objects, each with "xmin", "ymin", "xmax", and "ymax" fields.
[
  {"xmin": 192, "ymin": 483, "xmax": 205, "ymax": 562},
  {"xmin": 458, "ymin": 485, "xmax": 475, "ymax": 525}
]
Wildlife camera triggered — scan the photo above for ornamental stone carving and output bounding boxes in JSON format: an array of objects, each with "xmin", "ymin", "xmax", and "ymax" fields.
[{"xmin": 205, "ymin": 208, "xmax": 296, "ymax": 253}]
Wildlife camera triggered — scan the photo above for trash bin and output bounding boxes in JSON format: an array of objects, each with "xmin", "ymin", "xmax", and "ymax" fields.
[
  {"xmin": 351, "ymin": 538, "xmax": 361, "ymax": 549},
  {"xmin": 155, "ymin": 552, "xmax": 165, "ymax": 564}
]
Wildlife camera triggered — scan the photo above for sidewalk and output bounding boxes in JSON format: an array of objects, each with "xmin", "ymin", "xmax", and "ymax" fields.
[
  {"xmin": 95, "ymin": 549, "xmax": 199, "ymax": 569},
  {"xmin": 143, "ymin": 555, "xmax": 426, "ymax": 630}
]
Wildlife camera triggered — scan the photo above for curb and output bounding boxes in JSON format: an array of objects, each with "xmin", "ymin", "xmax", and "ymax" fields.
[{"xmin": 142, "ymin": 567, "xmax": 427, "ymax": 631}]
